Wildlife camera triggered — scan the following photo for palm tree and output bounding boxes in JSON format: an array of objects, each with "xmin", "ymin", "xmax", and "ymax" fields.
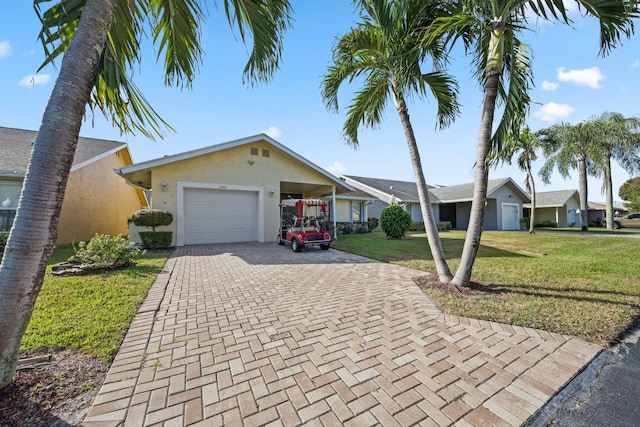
[
  {"xmin": 0, "ymin": 0, "xmax": 292, "ymax": 391},
  {"xmin": 322, "ymin": 0, "xmax": 460, "ymax": 283},
  {"xmin": 589, "ymin": 112, "xmax": 640, "ymax": 229},
  {"xmin": 426, "ymin": 0, "xmax": 634, "ymax": 288},
  {"xmin": 493, "ymin": 126, "xmax": 542, "ymax": 233},
  {"xmin": 539, "ymin": 121, "xmax": 600, "ymax": 231}
]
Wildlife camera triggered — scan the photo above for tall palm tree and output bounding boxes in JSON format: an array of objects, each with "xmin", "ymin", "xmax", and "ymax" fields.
[
  {"xmin": 539, "ymin": 121, "xmax": 600, "ymax": 231},
  {"xmin": 0, "ymin": 0, "xmax": 292, "ymax": 391},
  {"xmin": 493, "ymin": 126, "xmax": 542, "ymax": 234},
  {"xmin": 322, "ymin": 0, "xmax": 460, "ymax": 283},
  {"xmin": 589, "ymin": 112, "xmax": 640, "ymax": 229},
  {"xmin": 426, "ymin": 0, "xmax": 634, "ymax": 288}
]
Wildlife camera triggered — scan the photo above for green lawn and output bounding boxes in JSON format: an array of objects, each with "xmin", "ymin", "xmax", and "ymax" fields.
[
  {"xmin": 332, "ymin": 230, "xmax": 640, "ymax": 347},
  {"xmin": 19, "ymin": 246, "xmax": 171, "ymax": 362}
]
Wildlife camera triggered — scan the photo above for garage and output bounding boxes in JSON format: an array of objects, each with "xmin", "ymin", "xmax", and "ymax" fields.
[
  {"xmin": 183, "ymin": 187, "xmax": 259, "ymax": 244},
  {"xmin": 501, "ymin": 203, "xmax": 520, "ymax": 231}
]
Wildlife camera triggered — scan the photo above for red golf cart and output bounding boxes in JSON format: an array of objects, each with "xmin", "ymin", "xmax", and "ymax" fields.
[{"xmin": 277, "ymin": 199, "xmax": 332, "ymax": 252}]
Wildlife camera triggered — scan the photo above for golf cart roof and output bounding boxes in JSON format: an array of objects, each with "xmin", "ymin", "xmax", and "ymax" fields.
[{"xmin": 279, "ymin": 199, "xmax": 327, "ymax": 207}]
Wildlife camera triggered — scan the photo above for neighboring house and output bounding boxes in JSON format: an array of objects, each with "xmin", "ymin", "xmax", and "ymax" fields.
[
  {"xmin": 524, "ymin": 189, "xmax": 580, "ymax": 228},
  {"xmin": 0, "ymin": 126, "xmax": 147, "ymax": 244},
  {"xmin": 342, "ymin": 175, "xmax": 530, "ymax": 231},
  {"xmin": 588, "ymin": 201, "xmax": 629, "ymax": 224},
  {"xmin": 116, "ymin": 134, "xmax": 354, "ymax": 246},
  {"xmin": 333, "ymin": 189, "xmax": 376, "ymax": 224}
]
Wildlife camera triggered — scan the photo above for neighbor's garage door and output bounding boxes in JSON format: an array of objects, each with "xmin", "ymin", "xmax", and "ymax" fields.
[
  {"xmin": 184, "ymin": 188, "xmax": 259, "ymax": 244},
  {"xmin": 501, "ymin": 204, "xmax": 520, "ymax": 231}
]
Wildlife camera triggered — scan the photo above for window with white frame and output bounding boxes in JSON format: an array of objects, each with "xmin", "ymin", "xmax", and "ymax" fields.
[{"xmin": 351, "ymin": 201, "xmax": 363, "ymax": 222}]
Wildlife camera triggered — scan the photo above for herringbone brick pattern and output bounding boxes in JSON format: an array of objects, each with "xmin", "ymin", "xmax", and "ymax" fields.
[{"xmin": 82, "ymin": 243, "xmax": 601, "ymax": 426}]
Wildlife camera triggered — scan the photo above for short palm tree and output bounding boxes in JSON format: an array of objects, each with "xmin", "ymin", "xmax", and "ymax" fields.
[
  {"xmin": 322, "ymin": 0, "xmax": 460, "ymax": 283},
  {"xmin": 539, "ymin": 121, "xmax": 600, "ymax": 231},
  {"xmin": 589, "ymin": 112, "xmax": 640, "ymax": 229},
  {"xmin": 493, "ymin": 126, "xmax": 542, "ymax": 234},
  {"xmin": 0, "ymin": 0, "xmax": 292, "ymax": 391},
  {"xmin": 426, "ymin": 0, "xmax": 635, "ymax": 287}
]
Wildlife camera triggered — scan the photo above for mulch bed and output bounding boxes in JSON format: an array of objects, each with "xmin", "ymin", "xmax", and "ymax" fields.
[
  {"xmin": 413, "ymin": 274, "xmax": 502, "ymax": 296},
  {"xmin": 0, "ymin": 350, "xmax": 108, "ymax": 427}
]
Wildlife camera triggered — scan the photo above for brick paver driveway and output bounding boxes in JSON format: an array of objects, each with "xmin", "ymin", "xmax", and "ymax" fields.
[{"xmin": 83, "ymin": 243, "xmax": 601, "ymax": 426}]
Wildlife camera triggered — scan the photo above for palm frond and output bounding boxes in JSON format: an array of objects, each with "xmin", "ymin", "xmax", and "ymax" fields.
[{"xmin": 222, "ymin": 0, "xmax": 292, "ymax": 84}]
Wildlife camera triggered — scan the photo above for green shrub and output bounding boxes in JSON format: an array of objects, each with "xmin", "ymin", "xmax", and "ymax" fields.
[
  {"xmin": 437, "ymin": 221, "xmax": 452, "ymax": 231},
  {"xmin": 409, "ymin": 221, "xmax": 425, "ymax": 231},
  {"xmin": 0, "ymin": 233, "xmax": 7, "ymax": 254},
  {"xmin": 379, "ymin": 204, "xmax": 411, "ymax": 239},
  {"xmin": 367, "ymin": 217, "xmax": 379, "ymax": 231},
  {"xmin": 534, "ymin": 220, "xmax": 558, "ymax": 228},
  {"xmin": 139, "ymin": 231, "xmax": 173, "ymax": 249},
  {"xmin": 70, "ymin": 234, "xmax": 142, "ymax": 269},
  {"xmin": 131, "ymin": 208, "xmax": 173, "ymax": 232}
]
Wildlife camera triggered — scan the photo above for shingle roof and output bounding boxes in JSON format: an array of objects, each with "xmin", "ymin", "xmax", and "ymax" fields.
[
  {"xmin": 0, "ymin": 126, "xmax": 126, "ymax": 176},
  {"xmin": 343, "ymin": 175, "xmax": 530, "ymax": 204},
  {"xmin": 341, "ymin": 175, "xmax": 434, "ymax": 202},
  {"xmin": 528, "ymin": 190, "xmax": 578, "ymax": 208}
]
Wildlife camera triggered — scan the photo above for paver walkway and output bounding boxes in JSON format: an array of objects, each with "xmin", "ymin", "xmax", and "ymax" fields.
[{"xmin": 82, "ymin": 243, "xmax": 601, "ymax": 426}]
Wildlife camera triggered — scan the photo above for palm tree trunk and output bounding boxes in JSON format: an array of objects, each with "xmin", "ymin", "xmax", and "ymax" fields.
[
  {"xmin": 578, "ymin": 153, "xmax": 589, "ymax": 231},
  {"xmin": 527, "ymin": 168, "xmax": 536, "ymax": 234},
  {"xmin": 604, "ymin": 153, "xmax": 614, "ymax": 229},
  {"xmin": 452, "ymin": 69, "xmax": 500, "ymax": 288},
  {"xmin": 0, "ymin": 0, "xmax": 117, "ymax": 390},
  {"xmin": 396, "ymin": 104, "xmax": 452, "ymax": 282}
]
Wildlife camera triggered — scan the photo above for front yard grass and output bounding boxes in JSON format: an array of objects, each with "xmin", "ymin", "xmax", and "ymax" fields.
[
  {"xmin": 19, "ymin": 246, "xmax": 171, "ymax": 362},
  {"xmin": 332, "ymin": 230, "xmax": 639, "ymax": 347}
]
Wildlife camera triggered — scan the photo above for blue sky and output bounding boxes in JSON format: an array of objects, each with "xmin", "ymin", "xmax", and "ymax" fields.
[{"xmin": 2, "ymin": 1, "xmax": 639, "ymax": 202}]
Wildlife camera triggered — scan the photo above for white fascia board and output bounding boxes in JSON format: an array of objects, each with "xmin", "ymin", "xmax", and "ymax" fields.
[{"xmin": 70, "ymin": 145, "xmax": 127, "ymax": 172}]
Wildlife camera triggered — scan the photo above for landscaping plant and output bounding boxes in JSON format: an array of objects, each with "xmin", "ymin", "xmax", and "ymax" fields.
[
  {"xmin": 69, "ymin": 234, "xmax": 142, "ymax": 269},
  {"xmin": 379, "ymin": 204, "xmax": 412, "ymax": 239}
]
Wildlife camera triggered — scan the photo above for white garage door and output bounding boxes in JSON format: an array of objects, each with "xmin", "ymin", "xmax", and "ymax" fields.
[
  {"xmin": 501, "ymin": 204, "xmax": 520, "ymax": 231},
  {"xmin": 184, "ymin": 188, "xmax": 259, "ymax": 244}
]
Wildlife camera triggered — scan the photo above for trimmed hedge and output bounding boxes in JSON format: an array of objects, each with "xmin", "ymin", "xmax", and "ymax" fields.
[
  {"xmin": 139, "ymin": 231, "xmax": 173, "ymax": 249},
  {"xmin": 131, "ymin": 208, "xmax": 173, "ymax": 232}
]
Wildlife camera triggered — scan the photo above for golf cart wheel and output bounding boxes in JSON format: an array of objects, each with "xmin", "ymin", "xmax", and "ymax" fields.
[
  {"xmin": 320, "ymin": 244, "xmax": 330, "ymax": 250},
  {"xmin": 277, "ymin": 235, "xmax": 285, "ymax": 245},
  {"xmin": 614, "ymin": 221, "xmax": 622, "ymax": 229},
  {"xmin": 292, "ymin": 238, "xmax": 303, "ymax": 252}
]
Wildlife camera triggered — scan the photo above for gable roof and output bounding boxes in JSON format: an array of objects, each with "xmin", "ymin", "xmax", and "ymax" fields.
[
  {"xmin": 0, "ymin": 126, "xmax": 128, "ymax": 178},
  {"xmin": 526, "ymin": 190, "xmax": 579, "ymax": 208},
  {"xmin": 116, "ymin": 134, "xmax": 353, "ymax": 193},
  {"xmin": 343, "ymin": 175, "xmax": 530, "ymax": 204}
]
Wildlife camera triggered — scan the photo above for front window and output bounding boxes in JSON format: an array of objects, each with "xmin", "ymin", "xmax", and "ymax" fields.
[
  {"xmin": 351, "ymin": 201, "xmax": 363, "ymax": 222},
  {"xmin": 0, "ymin": 182, "xmax": 22, "ymax": 232}
]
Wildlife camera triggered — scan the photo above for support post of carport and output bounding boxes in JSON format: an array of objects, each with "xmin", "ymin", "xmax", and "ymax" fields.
[{"xmin": 332, "ymin": 187, "xmax": 337, "ymax": 240}]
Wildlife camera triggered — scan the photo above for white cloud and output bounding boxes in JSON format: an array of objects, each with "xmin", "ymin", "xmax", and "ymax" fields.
[
  {"xmin": 18, "ymin": 74, "xmax": 51, "ymax": 87},
  {"xmin": 325, "ymin": 161, "xmax": 346, "ymax": 176},
  {"xmin": 0, "ymin": 41, "xmax": 10, "ymax": 58},
  {"xmin": 557, "ymin": 67, "xmax": 605, "ymax": 89},
  {"xmin": 534, "ymin": 102, "xmax": 574, "ymax": 121},
  {"xmin": 632, "ymin": 60, "xmax": 640, "ymax": 68},
  {"xmin": 541, "ymin": 80, "xmax": 558, "ymax": 91},
  {"xmin": 261, "ymin": 126, "xmax": 282, "ymax": 139}
]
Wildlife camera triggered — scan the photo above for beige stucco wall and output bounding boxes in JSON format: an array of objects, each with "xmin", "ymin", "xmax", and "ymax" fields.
[
  {"xmin": 57, "ymin": 150, "xmax": 146, "ymax": 245},
  {"xmin": 147, "ymin": 141, "xmax": 341, "ymax": 245}
]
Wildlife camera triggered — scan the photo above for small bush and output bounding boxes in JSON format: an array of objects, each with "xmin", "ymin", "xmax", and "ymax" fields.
[
  {"xmin": 139, "ymin": 231, "xmax": 173, "ymax": 249},
  {"xmin": 131, "ymin": 208, "xmax": 173, "ymax": 232},
  {"xmin": 70, "ymin": 234, "xmax": 142, "ymax": 269},
  {"xmin": 534, "ymin": 220, "xmax": 558, "ymax": 228},
  {"xmin": 379, "ymin": 204, "xmax": 412, "ymax": 239},
  {"xmin": 0, "ymin": 233, "xmax": 7, "ymax": 254},
  {"xmin": 367, "ymin": 217, "xmax": 379, "ymax": 231},
  {"xmin": 437, "ymin": 221, "xmax": 452, "ymax": 231},
  {"xmin": 409, "ymin": 221, "xmax": 425, "ymax": 231}
]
